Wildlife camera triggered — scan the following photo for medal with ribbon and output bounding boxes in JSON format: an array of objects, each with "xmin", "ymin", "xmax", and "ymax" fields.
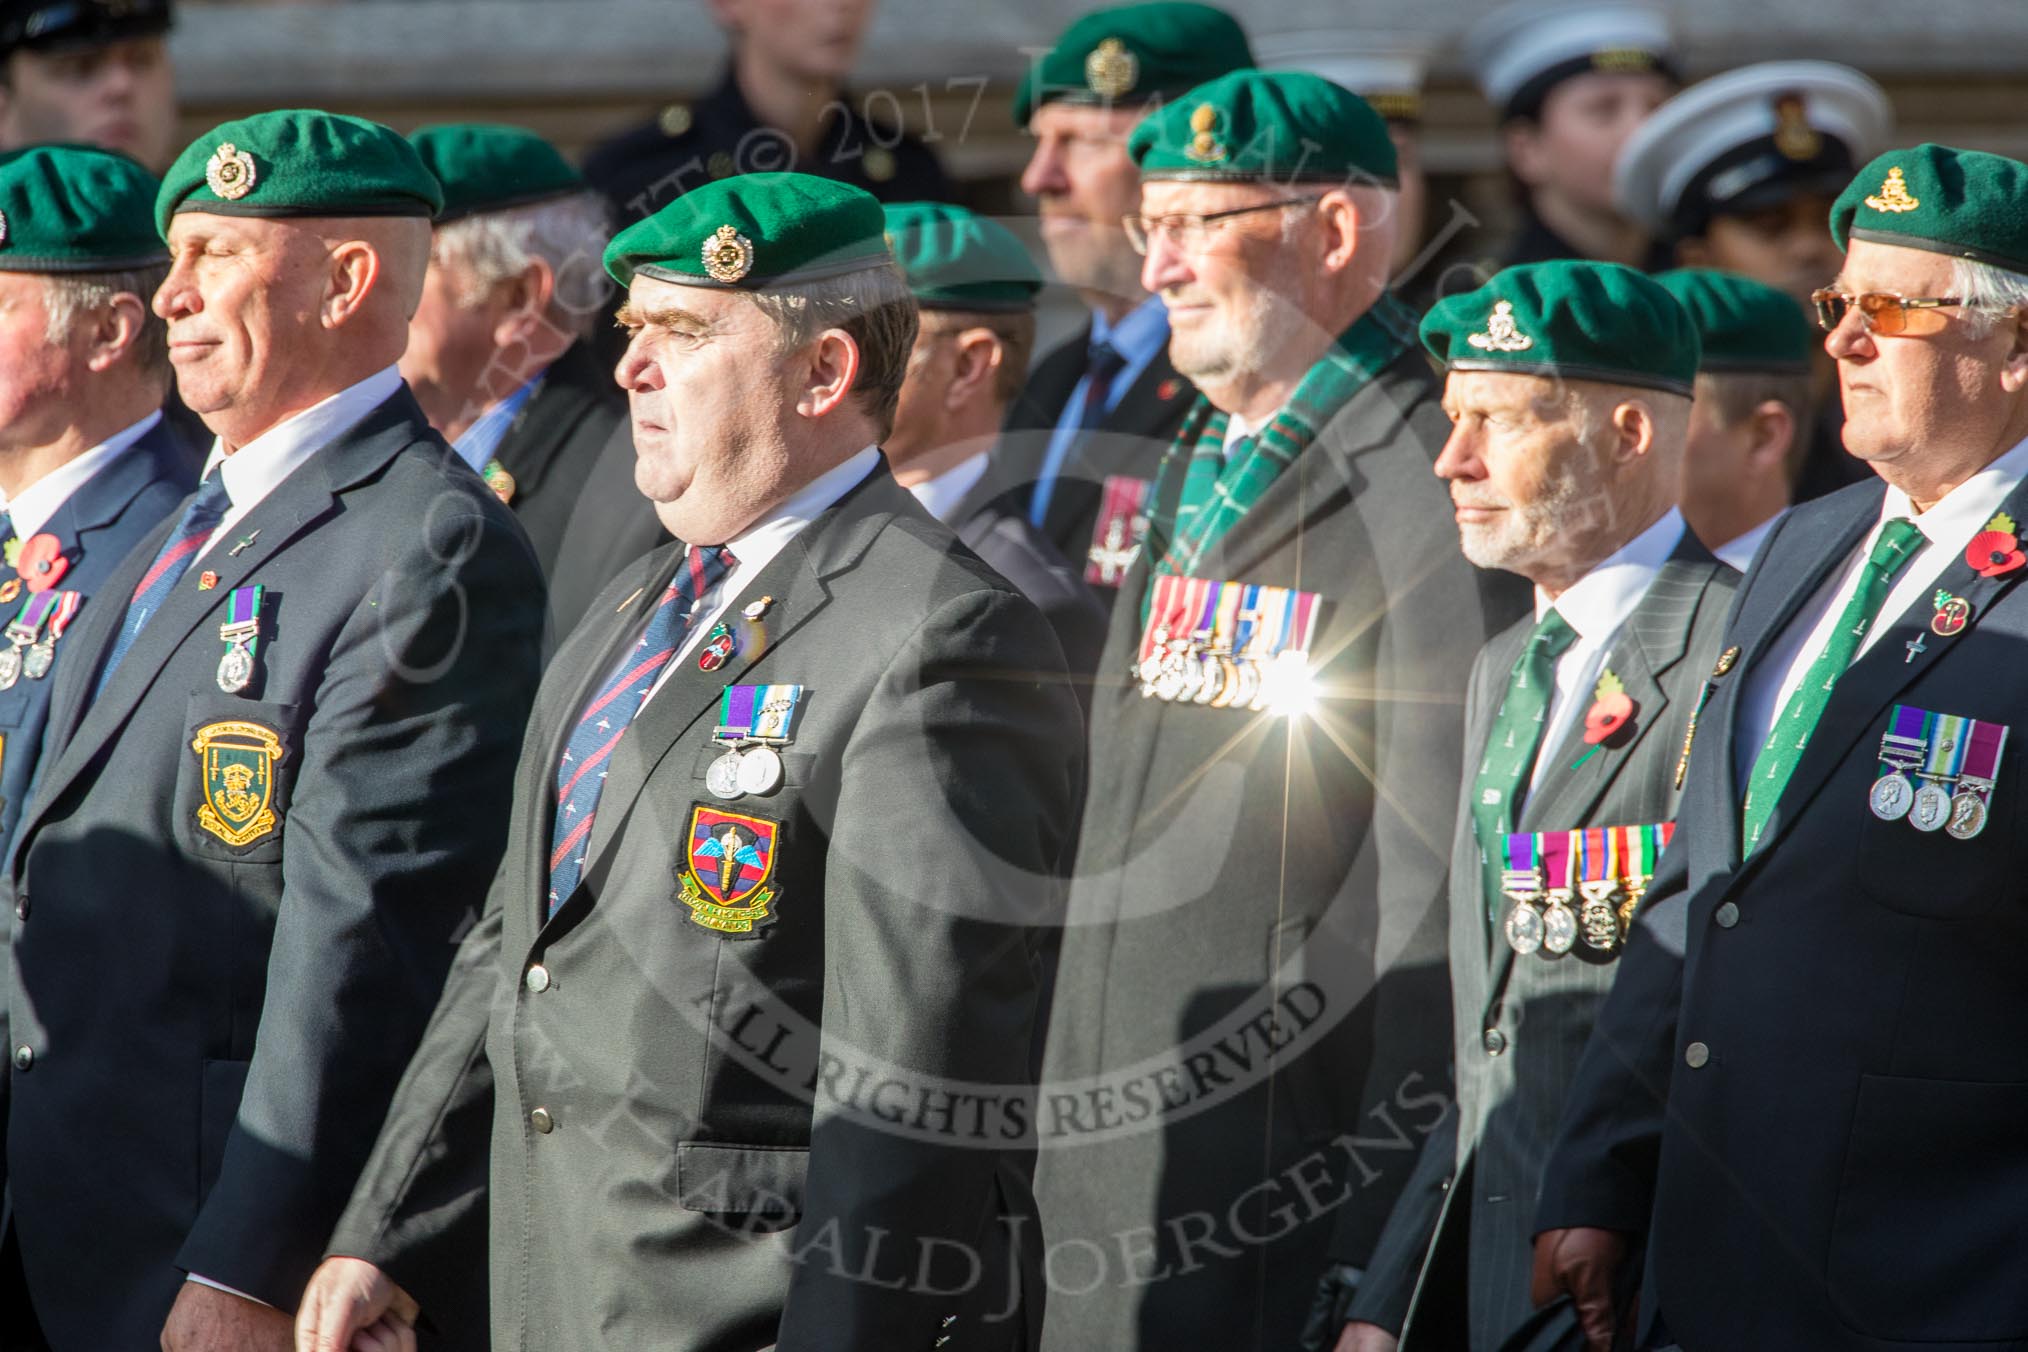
[
  {"xmin": 1948, "ymin": 718, "xmax": 2007, "ymax": 840},
  {"xmin": 708, "ymin": 683, "xmax": 804, "ymax": 800},
  {"xmin": 1501, "ymin": 831, "xmax": 1545, "ymax": 956},
  {"xmin": 1870, "ymin": 704, "xmax": 1928, "ymax": 821},
  {"xmin": 216, "ymin": 585, "xmax": 264, "ymax": 694},
  {"xmin": 0, "ymin": 590, "xmax": 61, "ymax": 691},
  {"xmin": 1136, "ymin": 575, "xmax": 1323, "ymax": 713},
  {"xmin": 23, "ymin": 590, "xmax": 80, "ymax": 681},
  {"xmin": 1909, "ymin": 710, "xmax": 1969, "ymax": 832},
  {"xmin": 1541, "ymin": 830, "xmax": 1580, "ymax": 955},
  {"xmin": 1085, "ymin": 475, "xmax": 1152, "ymax": 588},
  {"xmin": 1576, "ymin": 826, "xmax": 1623, "ymax": 953}
]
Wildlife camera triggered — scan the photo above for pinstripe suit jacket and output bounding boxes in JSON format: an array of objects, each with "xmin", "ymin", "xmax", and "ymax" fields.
[{"xmin": 1348, "ymin": 532, "xmax": 1737, "ymax": 1350}]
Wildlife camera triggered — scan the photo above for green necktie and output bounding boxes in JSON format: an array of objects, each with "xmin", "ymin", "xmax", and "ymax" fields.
[
  {"xmin": 1472, "ymin": 608, "xmax": 1580, "ymax": 925},
  {"xmin": 1742, "ymin": 516, "xmax": 1927, "ymax": 851}
]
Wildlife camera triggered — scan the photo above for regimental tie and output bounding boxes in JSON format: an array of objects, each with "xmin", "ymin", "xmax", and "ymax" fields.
[
  {"xmin": 92, "ymin": 474, "xmax": 232, "ymax": 702},
  {"xmin": 547, "ymin": 544, "xmax": 735, "ymax": 915},
  {"xmin": 1742, "ymin": 517, "xmax": 1927, "ymax": 851},
  {"xmin": 1471, "ymin": 608, "xmax": 1579, "ymax": 926}
]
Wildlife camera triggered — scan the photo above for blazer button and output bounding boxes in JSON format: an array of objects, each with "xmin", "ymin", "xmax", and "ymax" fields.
[
  {"xmin": 1684, "ymin": 1041, "xmax": 1710, "ymax": 1069},
  {"xmin": 13, "ymin": 891, "xmax": 26, "ymax": 922},
  {"xmin": 525, "ymin": 964, "xmax": 551, "ymax": 993},
  {"xmin": 530, "ymin": 1106, "xmax": 554, "ymax": 1133},
  {"xmin": 12, "ymin": 1045, "xmax": 32, "ymax": 1072},
  {"xmin": 1714, "ymin": 902, "xmax": 1739, "ymax": 929},
  {"xmin": 1482, "ymin": 1028, "xmax": 1507, "ymax": 1056}
]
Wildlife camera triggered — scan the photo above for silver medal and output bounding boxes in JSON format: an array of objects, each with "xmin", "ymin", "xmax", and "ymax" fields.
[
  {"xmin": 706, "ymin": 750, "xmax": 745, "ymax": 800},
  {"xmin": 1947, "ymin": 791, "xmax": 1989, "ymax": 840},
  {"xmin": 0, "ymin": 645, "xmax": 22, "ymax": 691},
  {"xmin": 217, "ymin": 642, "xmax": 253, "ymax": 694},
  {"xmin": 1192, "ymin": 653, "xmax": 1224, "ymax": 705},
  {"xmin": 1505, "ymin": 903, "xmax": 1544, "ymax": 955},
  {"xmin": 22, "ymin": 640, "xmax": 53, "ymax": 680},
  {"xmin": 1542, "ymin": 894, "xmax": 1579, "ymax": 955},
  {"xmin": 736, "ymin": 744, "xmax": 784, "ymax": 796},
  {"xmin": 1910, "ymin": 781, "xmax": 1952, "ymax": 832},
  {"xmin": 1578, "ymin": 884, "xmax": 1622, "ymax": 953},
  {"xmin": 1869, "ymin": 773, "xmax": 1914, "ymax": 820}
]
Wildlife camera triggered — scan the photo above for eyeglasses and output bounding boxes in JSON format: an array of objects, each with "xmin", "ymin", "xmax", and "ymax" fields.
[
  {"xmin": 1122, "ymin": 195, "xmax": 1327, "ymax": 255},
  {"xmin": 1809, "ymin": 288, "xmax": 1975, "ymax": 335}
]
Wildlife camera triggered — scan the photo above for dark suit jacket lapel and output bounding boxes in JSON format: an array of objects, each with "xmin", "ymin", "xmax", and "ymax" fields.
[
  {"xmin": 1003, "ymin": 327, "xmax": 1088, "ymax": 437},
  {"xmin": 30, "ymin": 393, "xmax": 426, "ymax": 825},
  {"xmin": 1744, "ymin": 475, "xmax": 2028, "ymax": 863},
  {"xmin": 42, "ymin": 420, "xmax": 185, "ymax": 550},
  {"xmin": 493, "ymin": 342, "xmax": 606, "ymax": 502}
]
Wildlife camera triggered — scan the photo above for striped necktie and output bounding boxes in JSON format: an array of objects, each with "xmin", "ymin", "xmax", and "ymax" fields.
[
  {"xmin": 92, "ymin": 474, "xmax": 232, "ymax": 702},
  {"xmin": 547, "ymin": 544, "xmax": 736, "ymax": 914}
]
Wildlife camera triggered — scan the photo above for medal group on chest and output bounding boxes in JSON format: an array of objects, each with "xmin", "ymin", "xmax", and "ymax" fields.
[
  {"xmin": 1134, "ymin": 573, "xmax": 1322, "ymax": 710},
  {"xmin": 1502, "ymin": 823, "xmax": 1674, "ymax": 958}
]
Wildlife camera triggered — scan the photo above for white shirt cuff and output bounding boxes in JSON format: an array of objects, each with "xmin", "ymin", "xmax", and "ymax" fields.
[{"xmin": 186, "ymin": 1274, "xmax": 276, "ymax": 1309}]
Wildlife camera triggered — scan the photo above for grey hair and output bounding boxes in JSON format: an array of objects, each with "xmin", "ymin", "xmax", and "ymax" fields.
[
  {"xmin": 1950, "ymin": 256, "xmax": 2028, "ymax": 337},
  {"xmin": 433, "ymin": 190, "xmax": 614, "ymax": 339},
  {"xmin": 747, "ymin": 263, "xmax": 920, "ymax": 436},
  {"xmin": 41, "ymin": 264, "xmax": 170, "ymax": 378}
]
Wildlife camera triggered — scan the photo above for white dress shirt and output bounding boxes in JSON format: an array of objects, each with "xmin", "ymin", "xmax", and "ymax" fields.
[
  {"xmin": 196, "ymin": 365, "xmax": 405, "ymax": 559},
  {"xmin": 0, "ymin": 410, "xmax": 163, "ymax": 541},
  {"xmin": 1711, "ymin": 509, "xmax": 1786, "ymax": 574},
  {"xmin": 904, "ymin": 451, "xmax": 989, "ymax": 526},
  {"xmin": 1734, "ymin": 435, "xmax": 2028, "ymax": 788},
  {"xmin": 1531, "ymin": 507, "xmax": 1686, "ymax": 790},
  {"xmin": 639, "ymin": 446, "xmax": 881, "ymax": 705}
]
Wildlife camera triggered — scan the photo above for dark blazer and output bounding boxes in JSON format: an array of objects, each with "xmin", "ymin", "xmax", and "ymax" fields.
[
  {"xmin": 0, "ymin": 416, "xmax": 195, "ymax": 858},
  {"xmin": 490, "ymin": 340, "xmax": 628, "ymax": 578},
  {"xmin": 1538, "ymin": 475, "xmax": 2028, "ymax": 1351},
  {"xmin": 945, "ymin": 464, "xmax": 1107, "ymax": 683},
  {"xmin": 0, "ymin": 389, "xmax": 544, "ymax": 1349},
  {"xmin": 1032, "ymin": 346, "xmax": 1495, "ymax": 1352},
  {"xmin": 542, "ymin": 416, "xmax": 671, "ymax": 649},
  {"xmin": 326, "ymin": 464, "xmax": 1084, "ymax": 1352},
  {"xmin": 1349, "ymin": 537, "xmax": 1738, "ymax": 1351},
  {"xmin": 995, "ymin": 324, "xmax": 1195, "ymax": 574}
]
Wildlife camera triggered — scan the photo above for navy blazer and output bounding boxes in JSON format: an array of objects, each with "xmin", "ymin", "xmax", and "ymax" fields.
[
  {"xmin": 0, "ymin": 416, "xmax": 195, "ymax": 857},
  {"xmin": 1539, "ymin": 472, "xmax": 2028, "ymax": 1350}
]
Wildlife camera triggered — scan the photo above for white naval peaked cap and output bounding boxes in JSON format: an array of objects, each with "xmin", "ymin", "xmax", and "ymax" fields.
[
  {"xmin": 1465, "ymin": 0, "xmax": 1676, "ymax": 117},
  {"xmin": 1614, "ymin": 61, "xmax": 1894, "ymax": 235},
  {"xmin": 1253, "ymin": 31, "xmax": 1431, "ymax": 120}
]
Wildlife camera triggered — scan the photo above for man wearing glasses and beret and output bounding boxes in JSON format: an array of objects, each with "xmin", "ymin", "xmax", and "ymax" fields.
[{"xmin": 1533, "ymin": 143, "xmax": 2028, "ymax": 1351}]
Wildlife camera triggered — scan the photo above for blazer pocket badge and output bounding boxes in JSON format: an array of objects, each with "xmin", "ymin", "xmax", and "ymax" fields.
[
  {"xmin": 191, "ymin": 719, "xmax": 286, "ymax": 847},
  {"xmin": 678, "ymin": 803, "xmax": 781, "ymax": 935}
]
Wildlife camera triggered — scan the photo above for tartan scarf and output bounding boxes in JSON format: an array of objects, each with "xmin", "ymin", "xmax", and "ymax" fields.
[{"xmin": 1141, "ymin": 294, "xmax": 1418, "ymax": 594}]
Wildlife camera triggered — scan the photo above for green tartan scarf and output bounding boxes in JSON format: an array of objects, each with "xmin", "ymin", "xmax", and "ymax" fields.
[{"xmin": 1142, "ymin": 294, "xmax": 1418, "ymax": 597}]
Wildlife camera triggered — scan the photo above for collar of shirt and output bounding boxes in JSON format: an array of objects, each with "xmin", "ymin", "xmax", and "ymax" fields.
[
  {"xmin": 904, "ymin": 451, "xmax": 990, "ymax": 526},
  {"xmin": 1220, "ymin": 408, "xmax": 1268, "ymax": 461},
  {"xmin": 1530, "ymin": 507, "xmax": 1686, "ymax": 789},
  {"xmin": 1, "ymin": 408, "xmax": 162, "ymax": 541},
  {"xmin": 642, "ymin": 445, "xmax": 882, "ymax": 702},
  {"xmin": 450, "ymin": 369, "xmax": 546, "ymax": 475},
  {"xmin": 201, "ymin": 366, "xmax": 404, "ymax": 542},
  {"xmin": 1712, "ymin": 509, "xmax": 1785, "ymax": 573}
]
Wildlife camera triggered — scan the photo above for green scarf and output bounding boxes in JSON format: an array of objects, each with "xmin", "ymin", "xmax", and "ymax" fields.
[{"xmin": 1142, "ymin": 294, "xmax": 1418, "ymax": 598}]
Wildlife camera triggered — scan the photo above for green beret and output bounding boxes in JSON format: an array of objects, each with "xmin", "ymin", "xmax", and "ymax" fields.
[
  {"xmin": 881, "ymin": 202, "xmax": 1040, "ymax": 312},
  {"xmin": 1012, "ymin": 3, "xmax": 1255, "ymax": 129},
  {"xmin": 1128, "ymin": 69, "xmax": 1397, "ymax": 186},
  {"xmin": 407, "ymin": 123, "xmax": 585, "ymax": 225},
  {"xmin": 1422, "ymin": 260, "xmax": 1701, "ymax": 396},
  {"xmin": 156, "ymin": 109, "xmax": 445, "ymax": 238},
  {"xmin": 1831, "ymin": 143, "xmax": 2028, "ymax": 274},
  {"xmin": 604, "ymin": 172, "xmax": 891, "ymax": 290},
  {"xmin": 1653, "ymin": 269, "xmax": 1813, "ymax": 374},
  {"xmin": 0, "ymin": 145, "xmax": 166, "ymax": 273}
]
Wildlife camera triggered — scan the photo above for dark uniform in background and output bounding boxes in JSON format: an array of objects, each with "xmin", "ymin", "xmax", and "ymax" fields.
[
  {"xmin": 0, "ymin": 113, "xmax": 544, "ymax": 1349},
  {"xmin": 1345, "ymin": 267, "xmax": 1737, "ymax": 1352}
]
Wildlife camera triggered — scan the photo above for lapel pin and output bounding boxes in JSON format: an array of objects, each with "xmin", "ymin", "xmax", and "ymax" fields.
[
  {"xmin": 742, "ymin": 595, "xmax": 773, "ymax": 620},
  {"xmin": 1932, "ymin": 589, "xmax": 1972, "ymax": 636},
  {"xmin": 228, "ymin": 530, "xmax": 260, "ymax": 558},
  {"xmin": 1571, "ymin": 669, "xmax": 1634, "ymax": 769},
  {"xmin": 1967, "ymin": 511, "xmax": 2025, "ymax": 578},
  {"xmin": 197, "ymin": 571, "xmax": 219, "ymax": 591},
  {"xmin": 1712, "ymin": 645, "xmax": 1740, "ymax": 677}
]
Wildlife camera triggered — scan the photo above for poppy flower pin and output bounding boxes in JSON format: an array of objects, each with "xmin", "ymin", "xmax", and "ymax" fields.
[
  {"xmin": 1967, "ymin": 511, "xmax": 2026, "ymax": 578},
  {"xmin": 15, "ymin": 533, "xmax": 67, "ymax": 592},
  {"xmin": 1572, "ymin": 670, "xmax": 1635, "ymax": 769}
]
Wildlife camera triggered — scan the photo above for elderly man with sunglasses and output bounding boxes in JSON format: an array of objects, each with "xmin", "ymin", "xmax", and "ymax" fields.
[
  {"xmin": 1531, "ymin": 142, "xmax": 2028, "ymax": 1352},
  {"xmin": 1031, "ymin": 69, "xmax": 1500, "ymax": 1352}
]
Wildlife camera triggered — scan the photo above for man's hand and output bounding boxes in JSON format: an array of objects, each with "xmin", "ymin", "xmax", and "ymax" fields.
[
  {"xmin": 1334, "ymin": 1321, "xmax": 1401, "ymax": 1352},
  {"xmin": 1530, "ymin": 1227, "xmax": 1629, "ymax": 1352},
  {"xmin": 294, "ymin": 1258, "xmax": 419, "ymax": 1352},
  {"xmin": 161, "ymin": 1281, "xmax": 295, "ymax": 1352}
]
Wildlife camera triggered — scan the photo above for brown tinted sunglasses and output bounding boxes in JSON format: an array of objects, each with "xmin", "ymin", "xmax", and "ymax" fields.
[{"xmin": 1810, "ymin": 288, "xmax": 1972, "ymax": 335}]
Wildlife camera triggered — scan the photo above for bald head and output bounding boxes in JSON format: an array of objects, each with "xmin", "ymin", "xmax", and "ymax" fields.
[{"xmin": 156, "ymin": 212, "xmax": 432, "ymax": 449}]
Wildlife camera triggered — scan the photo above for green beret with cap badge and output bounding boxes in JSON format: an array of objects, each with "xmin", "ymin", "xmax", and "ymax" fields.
[
  {"xmin": 1422, "ymin": 259, "xmax": 1701, "ymax": 396},
  {"xmin": 881, "ymin": 202, "xmax": 1041, "ymax": 312},
  {"xmin": 156, "ymin": 109, "xmax": 444, "ymax": 238},
  {"xmin": 1653, "ymin": 268, "xmax": 1813, "ymax": 373},
  {"xmin": 603, "ymin": 172, "xmax": 891, "ymax": 290},
  {"xmin": 0, "ymin": 144, "xmax": 166, "ymax": 272},
  {"xmin": 1128, "ymin": 69, "xmax": 1397, "ymax": 186},
  {"xmin": 1012, "ymin": 3, "xmax": 1255, "ymax": 129},
  {"xmin": 1831, "ymin": 142, "xmax": 2028, "ymax": 275}
]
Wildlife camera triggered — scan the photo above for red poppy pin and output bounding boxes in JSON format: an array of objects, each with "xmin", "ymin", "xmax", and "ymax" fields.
[
  {"xmin": 1157, "ymin": 377, "xmax": 1183, "ymax": 401},
  {"xmin": 1572, "ymin": 670, "xmax": 1634, "ymax": 769},
  {"xmin": 15, "ymin": 533, "xmax": 66, "ymax": 593},
  {"xmin": 1967, "ymin": 511, "xmax": 2026, "ymax": 578}
]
